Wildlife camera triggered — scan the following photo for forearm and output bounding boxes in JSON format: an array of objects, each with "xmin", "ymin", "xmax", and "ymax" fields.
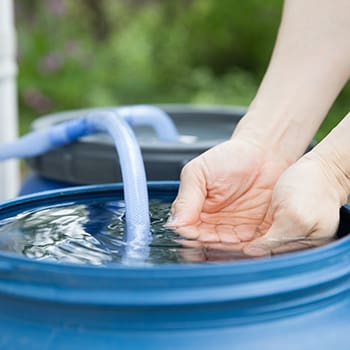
[{"xmin": 234, "ymin": 0, "xmax": 350, "ymax": 164}]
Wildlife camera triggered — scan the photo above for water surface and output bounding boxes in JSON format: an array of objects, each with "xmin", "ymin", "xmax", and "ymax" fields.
[{"xmin": 0, "ymin": 199, "xmax": 254, "ymax": 265}]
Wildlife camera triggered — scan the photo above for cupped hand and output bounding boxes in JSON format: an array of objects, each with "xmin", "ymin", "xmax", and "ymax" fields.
[
  {"xmin": 166, "ymin": 137, "xmax": 290, "ymax": 242},
  {"xmin": 244, "ymin": 154, "xmax": 345, "ymax": 256}
]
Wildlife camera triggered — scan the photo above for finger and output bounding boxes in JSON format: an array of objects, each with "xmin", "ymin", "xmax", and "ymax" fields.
[
  {"xmin": 175, "ymin": 225, "xmax": 201, "ymax": 240},
  {"xmin": 243, "ymin": 233, "xmax": 283, "ymax": 257},
  {"xmin": 214, "ymin": 225, "xmax": 241, "ymax": 243},
  {"xmin": 165, "ymin": 162, "xmax": 206, "ymax": 227},
  {"xmin": 233, "ymin": 223, "xmax": 258, "ymax": 241},
  {"xmin": 174, "ymin": 223, "xmax": 241, "ymax": 243},
  {"xmin": 199, "ymin": 211, "xmax": 257, "ymax": 241},
  {"xmin": 176, "ymin": 223, "xmax": 217, "ymax": 241}
]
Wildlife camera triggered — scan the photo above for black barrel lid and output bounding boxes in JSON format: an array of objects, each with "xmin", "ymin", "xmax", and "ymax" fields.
[{"xmin": 26, "ymin": 104, "xmax": 247, "ymax": 184}]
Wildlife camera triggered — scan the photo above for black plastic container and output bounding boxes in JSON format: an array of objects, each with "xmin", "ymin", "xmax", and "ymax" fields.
[{"xmin": 26, "ymin": 105, "xmax": 247, "ymax": 184}]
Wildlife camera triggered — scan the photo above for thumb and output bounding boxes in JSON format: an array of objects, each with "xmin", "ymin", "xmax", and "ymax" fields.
[{"xmin": 166, "ymin": 162, "xmax": 206, "ymax": 227}]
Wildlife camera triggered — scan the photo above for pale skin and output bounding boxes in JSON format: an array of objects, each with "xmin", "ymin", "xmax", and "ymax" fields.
[{"xmin": 166, "ymin": 0, "xmax": 350, "ymax": 257}]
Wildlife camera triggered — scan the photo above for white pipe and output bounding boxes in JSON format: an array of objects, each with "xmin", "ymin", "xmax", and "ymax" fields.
[{"xmin": 0, "ymin": 0, "xmax": 19, "ymax": 200}]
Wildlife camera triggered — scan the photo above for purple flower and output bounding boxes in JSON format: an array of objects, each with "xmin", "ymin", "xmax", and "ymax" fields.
[
  {"xmin": 38, "ymin": 52, "xmax": 64, "ymax": 73},
  {"xmin": 47, "ymin": 0, "xmax": 66, "ymax": 16},
  {"xmin": 23, "ymin": 88, "xmax": 52, "ymax": 114}
]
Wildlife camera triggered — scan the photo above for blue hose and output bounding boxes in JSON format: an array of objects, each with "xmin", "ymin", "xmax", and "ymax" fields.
[
  {"xmin": 116, "ymin": 105, "xmax": 178, "ymax": 142},
  {"xmin": 6, "ymin": 112, "xmax": 149, "ymax": 247},
  {"xmin": 0, "ymin": 105, "xmax": 178, "ymax": 160},
  {"xmin": 0, "ymin": 105, "xmax": 179, "ymax": 260},
  {"xmin": 83, "ymin": 111, "xmax": 151, "ymax": 249}
]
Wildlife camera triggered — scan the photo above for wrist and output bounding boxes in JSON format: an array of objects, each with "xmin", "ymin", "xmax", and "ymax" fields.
[
  {"xmin": 233, "ymin": 110, "xmax": 312, "ymax": 166},
  {"xmin": 303, "ymin": 146, "xmax": 350, "ymax": 206}
]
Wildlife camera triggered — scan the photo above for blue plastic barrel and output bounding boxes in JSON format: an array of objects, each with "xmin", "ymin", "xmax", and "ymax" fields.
[
  {"xmin": 0, "ymin": 182, "xmax": 350, "ymax": 349},
  {"xmin": 20, "ymin": 173, "xmax": 76, "ymax": 195}
]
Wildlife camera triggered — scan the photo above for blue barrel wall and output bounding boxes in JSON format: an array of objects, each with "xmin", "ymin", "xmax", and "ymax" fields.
[{"xmin": 0, "ymin": 183, "xmax": 350, "ymax": 349}]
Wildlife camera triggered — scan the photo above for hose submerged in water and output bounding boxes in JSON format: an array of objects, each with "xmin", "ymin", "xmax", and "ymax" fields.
[{"xmin": 0, "ymin": 105, "xmax": 179, "ymax": 260}]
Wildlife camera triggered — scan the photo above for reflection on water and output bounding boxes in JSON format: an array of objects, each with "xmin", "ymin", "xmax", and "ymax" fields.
[{"xmin": 0, "ymin": 200, "xmax": 257, "ymax": 265}]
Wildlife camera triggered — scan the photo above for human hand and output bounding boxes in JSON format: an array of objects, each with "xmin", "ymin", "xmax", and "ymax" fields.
[
  {"xmin": 244, "ymin": 153, "xmax": 346, "ymax": 256},
  {"xmin": 166, "ymin": 137, "xmax": 290, "ymax": 242}
]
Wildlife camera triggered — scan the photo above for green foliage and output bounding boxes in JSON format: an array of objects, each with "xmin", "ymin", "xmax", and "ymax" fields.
[{"xmin": 15, "ymin": 0, "xmax": 348, "ymax": 139}]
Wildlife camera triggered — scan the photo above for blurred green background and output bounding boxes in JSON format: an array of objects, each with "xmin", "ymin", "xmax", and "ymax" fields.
[{"xmin": 15, "ymin": 0, "xmax": 350, "ymax": 141}]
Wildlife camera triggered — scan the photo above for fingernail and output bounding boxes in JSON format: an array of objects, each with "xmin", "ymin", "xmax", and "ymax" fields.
[
  {"xmin": 164, "ymin": 214, "xmax": 178, "ymax": 227},
  {"xmin": 165, "ymin": 206, "xmax": 178, "ymax": 227}
]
